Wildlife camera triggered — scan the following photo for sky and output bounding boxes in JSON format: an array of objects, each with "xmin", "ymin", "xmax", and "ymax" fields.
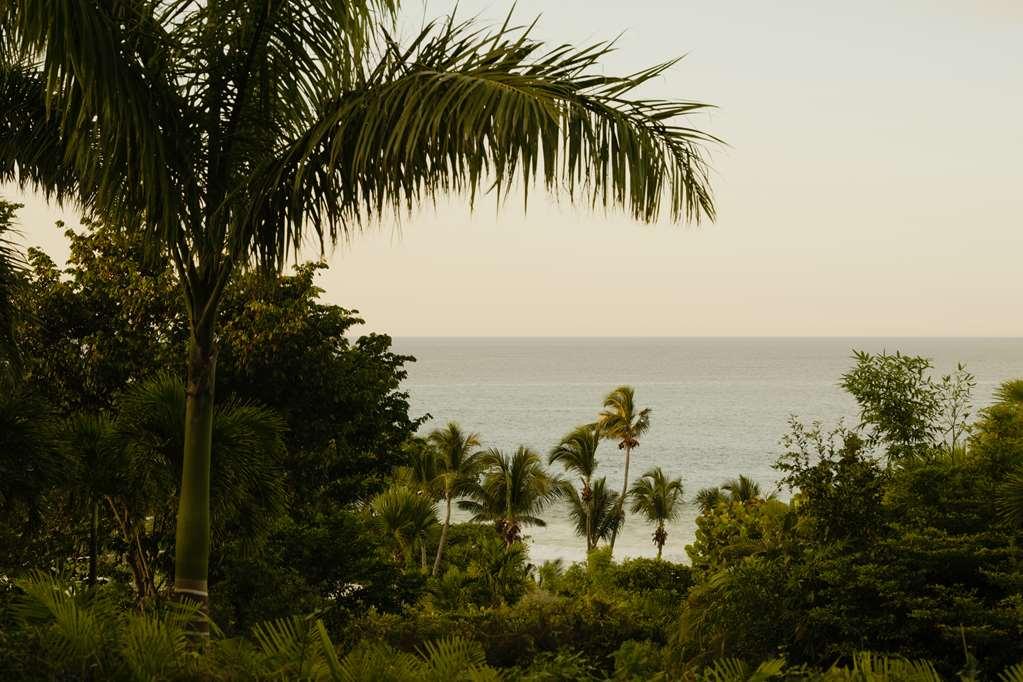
[{"xmin": 6, "ymin": 0, "xmax": 1023, "ymax": 336}]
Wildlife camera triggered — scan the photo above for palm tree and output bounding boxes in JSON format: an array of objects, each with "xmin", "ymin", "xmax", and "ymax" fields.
[
  {"xmin": 460, "ymin": 447, "xmax": 564, "ymax": 546},
  {"xmin": 113, "ymin": 373, "xmax": 287, "ymax": 600},
  {"xmin": 721, "ymin": 475, "xmax": 771, "ymax": 505},
  {"xmin": 696, "ymin": 474, "xmax": 774, "ymax": 515},
  {"xmin": 549, "ymin": 423, "xmax": 601, "ymax": 552},
  {"xmin": 59, "ymin": 413, "xmax": 123, "ymax": 585},
  {"xmin": 0, "ymin": 199, "xmax": 24, "ymax": 376},
  {"xmin": 629, "ymin": 467, "xmax": 684, "ymax": 559},
  {"xmin": 371, "ymin": 484, "xmax": 438, "ymax": 570},
  {"xmin": 564, "ymin": 476, "xmax": 623, "ymax": 552},
  {"xmin": 597, "ymin": 386, "xmax": 652, "ymax": 553},
  {"xmin": 1, "ymin": 2, "xmax": 716, "ymax": 606},
  {"xmin": 427, "ymin": 422, "xmax": 482, "ymax": 577},
  {"xmin": 694, "ymin": 487, "xmax": 726, "ymax": 514}
]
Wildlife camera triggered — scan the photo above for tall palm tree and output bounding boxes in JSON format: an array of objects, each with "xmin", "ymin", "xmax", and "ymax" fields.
[
  {"xmin": 629, "ymin": 467, "xmax": 684, "ymax": 559},
  {"xmin": 427, "ymin": 422, "xmax": 482, "ymax": 577},
  {"xmin": 564, "ymin": 476, "xmax": 623, "ymax": 552},
  {"xmin": 370, "ymin": 484, "xmax": 438, "ymax": 570},
  {"xmin": 597, "ymin": 386, "xmax": 652, "ymax": 553},
  {"xmin": 460, "ymin": 447, "xmax": 564, "ymax": 547},
  {"xmin": 549, "ymin": 424, "xmax": 601, "ymax": 552},
  {"xmin": 1, "ymin": 2, "xmax": 716, "ymax": 607}
]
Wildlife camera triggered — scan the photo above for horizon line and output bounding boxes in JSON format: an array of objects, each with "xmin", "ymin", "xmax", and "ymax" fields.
[{"xmin": 387, "ymin": 335, "xmax": 1023, "ymax": 340}]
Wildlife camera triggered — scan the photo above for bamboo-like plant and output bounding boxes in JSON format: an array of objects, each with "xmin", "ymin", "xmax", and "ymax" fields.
[{"xmin": 1, "ymin": 1, "xmax": 716, "ymax": 609}]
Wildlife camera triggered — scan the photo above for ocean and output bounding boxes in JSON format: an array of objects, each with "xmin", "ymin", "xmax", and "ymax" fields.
[{"xmin": 390, "ymin": 338, "xmax": 1023, "ymax": 565}]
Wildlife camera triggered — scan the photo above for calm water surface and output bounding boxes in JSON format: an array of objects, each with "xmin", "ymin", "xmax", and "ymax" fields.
[{"xmin": 390, "ymin": 338, "xmax": 1023, "ymax": 565}]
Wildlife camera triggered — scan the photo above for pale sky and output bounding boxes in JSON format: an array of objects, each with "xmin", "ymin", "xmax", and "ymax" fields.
[{"xmin": 7, "ymin": 1, "xmax": 1023, "ymax": 336}]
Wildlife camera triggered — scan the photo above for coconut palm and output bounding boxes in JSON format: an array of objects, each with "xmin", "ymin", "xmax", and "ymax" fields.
[
  {"xmin": 629, "ymin": 467, "xmax": 684, "ymax": 559},
  {"xmin": 370, "ymin": 484, "xmax": 438, "ymax": 570},
  {"xmin": 597, "ymin": 386, "xmax": 652, "ymax": 553},
  {"xmin": 427, "ymin": 422, "xmax": 482, "ymax": 577},
  {"xmin": 1, "ymin": 1, "xmax": 716, "ymax": 605},
  {"xmin": 549, "ymin": 423, "xmax": 602, "ymax": 552},
  {"xmin": 694, "ymin": 487, "xmax": 726, "ymax": 514},
  {"xmin": 564, "ymin": 476, "xmax": 623, "ymax": 552},
  {"xmin": 696, "ymin": 474, "xmax": 774, "ymax": 515},
  {"xmin": 460, "ymin": 447, "xmax": 564, "ymax": 546},
  {"xmin": 721, "ymin": 475, "xmax": 770, "ymax": 505}
]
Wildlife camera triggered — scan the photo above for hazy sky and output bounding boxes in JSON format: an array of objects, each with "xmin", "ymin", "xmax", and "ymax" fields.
[{"xmin": 7, "ymin": 1, "xmax": 1023, "ymax": 336}]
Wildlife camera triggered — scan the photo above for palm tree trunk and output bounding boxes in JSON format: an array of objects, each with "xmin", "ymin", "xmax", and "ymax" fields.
[
  {"xmin": 583, "ymin": 478, "xmax": 593, "ymax": 553},
  {"xmin": 88, "ymin": 499, "xmax": 98, "ymax": 586},
  {"xmin": 432, "ymin": 496, "xmax": 452, "ymax": 577},
  {"xmin": 609, "ymin": 444, "xmax": 632, "ymax": 554},
  {"xmin": 657, "ymin": 522, "xmax": 664, "ymax": 560},
  {"xmin": 420, "ymin": 538, "xmax": 428, "ymax": 571},
  {"xmin": 173, "ymin": 329, "xmax": 216, "ymax": 622}
]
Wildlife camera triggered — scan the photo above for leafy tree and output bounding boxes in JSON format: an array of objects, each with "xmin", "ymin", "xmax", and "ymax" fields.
[
  {"xmin": 549, "ymin": 424, "xmax": 602, "ymax": 552},
  {"xmin": 840, "ymin": 351, "xmax": 975, "ymax": 461},
  {"xmin": 460, "ymin": 447, "xmax": 564, "ymax": 546},
  {"xmin": 776, "ymin": 418, "xmax": 886, "ymax": 545},
  {"xmin": 0, "ymin": 383, "xmax": 65, "ymax": 574},
  {"xmin": 629, "ymin": 467, "xmax": 684, "ymax": 559},
  {"xmin": 597, "ymin": 386, "xmax": 652, "ymax": 553},
  {"xmin": 2, "ymin": 0, "xmax": 716, "ymax": 608},
  {"xmin": 426, "ymin": 422, "xmax": 483, "ymax": 576}
]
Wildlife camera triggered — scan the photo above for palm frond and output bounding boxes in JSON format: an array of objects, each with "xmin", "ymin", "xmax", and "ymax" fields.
[{"xmin": 242, "ymin": 13, "xmax": 717, "ymax": 267}]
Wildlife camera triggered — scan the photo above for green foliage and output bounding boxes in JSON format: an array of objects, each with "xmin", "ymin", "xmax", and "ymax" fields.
[
  {"xmin": 629, "ymin": 467, "xmax": 684, "ymax": 557},
  {"xmin": 776, "ymin": 419, "xmax": 886, "ymax": 544},
  {"xmin": 613, "ymin": 640, "xmax": 667, "ymax": 680},
  {"xmin": 840, "ymin": 350, "xmax": 975, "ymax": 460},
  {"xmin": 0, "ymin": 198, "xmax": 25, "ymax": 375},
  {"xmin": 564, "ymin": 476, "xmax": 623, "ymax": 551},
  {"xmin": 460, "ymin": 447, "xmax": 564, "ymax": 545}
]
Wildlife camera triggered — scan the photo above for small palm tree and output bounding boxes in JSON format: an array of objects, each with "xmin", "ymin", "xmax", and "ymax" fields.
[
  {"xmin": 59, "ymin": 413, "xmax": 123, "ymax": 585},
  {"xmin": 370, "ymin": 484, "xmax": 438, "ymax": 570},
  {"xmin": 629, "ymin": 467, "xmax": 684, "ymax": 559},
  {"xmin": 549, "ymin": 423, "xmax": 601, "ymax": 552},
  {"xmin": 460, "ymin": 447, "xmax": 564, "ymax": 546},
  {"xmin": 721, "ymin": 475, "xmax": 770, "ymax": 505},
  {"xmin": 564, "ymin": 476, "xmax": 623, "ymax": 552},
  {"xmin": 597, "ymin": 386, "xmax": 651, "ymax": 553},
  {"xmin": 427, "ymin": 422, "xmax": 483, "ymax": 576},
  {"xmin": 696, "ymin": 474, "xmax": 774, "ymax": 515},
  {"xmin": 694, "ymin": 487, "xmax": 726, "ymax": 514}
]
